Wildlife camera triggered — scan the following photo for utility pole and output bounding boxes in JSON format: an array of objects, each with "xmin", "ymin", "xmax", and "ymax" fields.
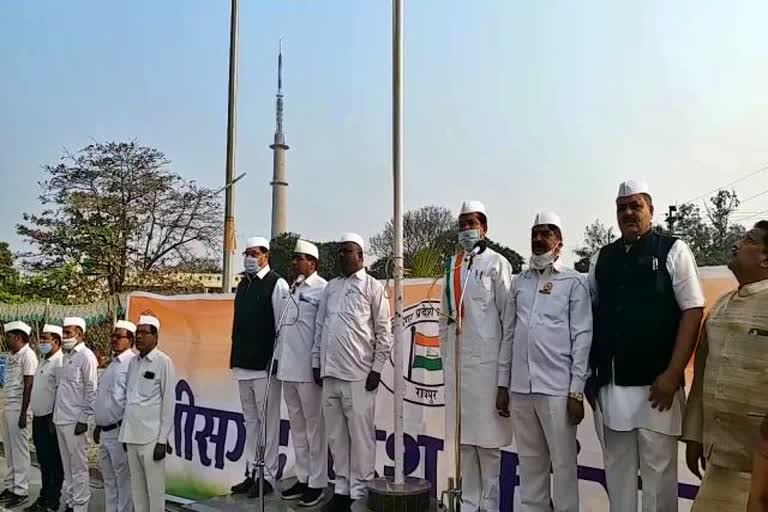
[{"xmin": 222, "ymin": 0, "xmax": 239, "ymax": 293}]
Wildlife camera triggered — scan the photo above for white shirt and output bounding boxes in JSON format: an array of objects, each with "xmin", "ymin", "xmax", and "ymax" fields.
[
  {"xmin": 119, "ymin": 348, "xmax": 176, "ymax": 445},
  {"xmin": 94, "ymin": 349, "xmax": 136, "ymax": 427},
  {"xmin": 588, "ymin": 238, "xmax": 705, "ymax": 434},
  {"xmin": 4, "ymin": 344, "xmax": 38, "ymax": 411},
  {"xmin": 276, "ymin": 272, "xmax": 328, "ymax": 383},
  {"xmin": 499, "ymin": 260, "xmax": 593, "ymax": 396},
  {"xmin": 232, "ymin": 265, "xmax": 290, "ymax": 381},
  {"xmin": 312, "ymin": 268, "xmax": 393, "ymax": 382},
  {"xmin": 30, "ymin": 349, "xmax": 63, "ymax": 417},
  {"xmin": 53, "ymin": 342, "xmax": 98, "ymax": 425}
]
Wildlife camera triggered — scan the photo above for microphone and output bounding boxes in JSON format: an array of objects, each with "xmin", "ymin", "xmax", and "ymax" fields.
[
  {"xmin": 290, "ymin": 274, "xmax": 306, "ymax": 293},
  {"xmin": 465, "ymin": 240, "xmax": 487, "ymax": 268}
]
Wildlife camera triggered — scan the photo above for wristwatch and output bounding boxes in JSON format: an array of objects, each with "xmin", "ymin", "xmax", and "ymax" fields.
[{"xmin": 568, "ymin": 392, "xmax": 584, "ymax": 402}]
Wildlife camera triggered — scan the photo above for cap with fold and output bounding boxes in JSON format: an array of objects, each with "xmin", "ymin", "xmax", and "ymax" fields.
[
  {"xmin": 114, "ymin": 320, "xmax": 137, "ymax": 334},
  {"xmin": 4, "ymin": 321, "xmax": 31, "ymax": 336},
  {"xmin": 617, "ymin": 180, "xmax": 651, "ymax": 199},
  {"xmin": 42, "ymin": 324, "xmax": 63, "ymax": 338},
  {"xmin": 138, "ymin": 315, "xmax": 160, "ymax": 330},
  {"xmin": 340, "ymin": 233, "xmax": 365, "ymax": 252},
  {"xmin": 460, "ymin": 200, "xmax": 487, "ymax": 216},
  {"xmin": 533, "ymin": 212, "xmax": 563, "ymax": 231},
  {"xmin": 294, "ymin": 240, "xmax": 319, "ymax": 260},
  {"xmin": 245, "ymin": 236, "xmax": 270, "ymax": 251},
  {"xmin": 63, "ymin": 316, "xmax": 86, "ymax": 333}
]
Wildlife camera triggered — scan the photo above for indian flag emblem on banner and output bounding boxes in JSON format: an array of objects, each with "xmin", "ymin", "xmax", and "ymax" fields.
[{"xmin": 410, "ymin": 329, "xmax": 442, "ymax": 373}]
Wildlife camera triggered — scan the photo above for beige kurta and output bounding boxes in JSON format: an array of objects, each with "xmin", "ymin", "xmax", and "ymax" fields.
[{"xmin": 683, "ymin": 277, "xmax": 768, "ymax": 511}]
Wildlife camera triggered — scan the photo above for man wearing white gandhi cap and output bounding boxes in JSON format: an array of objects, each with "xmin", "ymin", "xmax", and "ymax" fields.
[
  {"xmin": 94, "ymin": 320, "xmax": 137, "ymax": 512},
  {"xmin": 312, "ymin": 232, "xmax": 392, "ymax": 511},
  {"xmin": 119, "ymin": 315, "xmax": 176, "ymax": 512},
  {"xmin": 54, "ymin": 316, "xmax": 97, "ymax": 512},
  {"xmin": 498, "ymin": 212, "xmax": 592, "ymax": 512},
  {"xmin": 229, "ymin": 236, "xmax": 289, "ymax": 498},
  {"xmin": 276, "ymin": 240, "xmax": 328, "ymax": 507},
  {"xmin": 440, "ymin": 201, "xmax": 514, "ymax": 512},
  {"xmin": 587, "ymin": 180, "xmax": 705, "ymax": 511},
  {"xmin": 0, "ymin": 321, "xmax": 38, "ymax": 508}
]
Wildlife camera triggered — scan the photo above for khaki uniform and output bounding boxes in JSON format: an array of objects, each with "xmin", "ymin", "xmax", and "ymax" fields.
[{"xmin": 683, "ymin": 278, "xmax": 768, "ymax": 511}]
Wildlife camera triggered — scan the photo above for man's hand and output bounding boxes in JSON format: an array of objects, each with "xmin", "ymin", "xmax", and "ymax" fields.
[
  {"xmin": 74, "ymin": 422, "xmax": 88, "ymax": 436},
  {"xmin": 649, "ymin": 370, "xmax": 682, "ymax": 411},
  {"xmin": 153, "ymin": 443, "xmax": 167, "ymax": 461},
  {"xmin": 495, "ymin": 387, "xmax": 510, "ymax": 418},
  {"xmin": 685, "ymin": 441, "xmax": 706, "ymax": 480},
  {"xmin": 17, "ymin": 415, "xmax": 27, "ymax": 430},
  {"xmin": 365, "ymin": 371, "xmax": 381, "ymax": 392},
  {"xmin": 567, "ymin": 397, "xmax": 585, "ymax": 426},
  {"xmin": 584, "ymin": 376, "xmax": 598, "ymax": 410},
  {"xmin": 93, "ymin": 426, "xmax": 101, "ymax": 445},
  {"xmin": 313, "ymin": 368, "xmax": 323, "ymax": 387}
]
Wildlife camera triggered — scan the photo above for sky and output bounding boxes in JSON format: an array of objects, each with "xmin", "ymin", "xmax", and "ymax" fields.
[{"xmin": 3, "ymin": 0, "xmax": 768, "ymax": 268}]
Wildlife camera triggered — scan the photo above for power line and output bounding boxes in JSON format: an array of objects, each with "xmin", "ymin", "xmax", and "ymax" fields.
[
  {"xmin": 737, "ymin": 187, "xmax": 768, "ymax": 206},
  {"xmin": 737, "ymin": 208, "xmax": 768, "ymax": 224},
  {"xmin": 683, "ymin": 164, "xmax": 768, "ymax": 204}
]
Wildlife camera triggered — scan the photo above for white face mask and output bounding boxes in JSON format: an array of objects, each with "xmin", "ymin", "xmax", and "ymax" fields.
[
  {"xmin": 62, "ymin": 337, "xmax": 78, "ymax": 350},
  {"xmin": 458, "ymin": 229, "xmax": 481, "ymax": 252},
  {"xmin": 529, "ymin": 249, "xmax": 557, "ymax": 271},
  {"xmin": 244, "ymin": 255, "xmax": 262, "ymax": 275}
]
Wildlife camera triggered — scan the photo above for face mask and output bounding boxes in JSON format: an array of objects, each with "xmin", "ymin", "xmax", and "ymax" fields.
[
  {"xmin": 458, "ymin": 229, "xmax": 481, "ymax": 252},
  {"xmin": 529, "ymin": 249, "xmax": 557, "ymax": 271},
  {"xmin": 62, "ymin": 337, "xmax": 77, "ymax": 350},
  {"xmin": 244, "ymin": 256, "xmax": 262, "ymax": 275},
  {"xmin": 39, "ymin": 343, "xmax": 53, "ymax": 355}
]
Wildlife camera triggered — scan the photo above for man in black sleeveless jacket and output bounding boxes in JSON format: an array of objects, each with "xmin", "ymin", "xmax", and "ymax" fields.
[
  {"xmin": 229, "ymin": 236, "xmax": 289, "ymax": 498},
  {"xmin": 587, "ymin": 181, "xmax": 705, "ymax": 512}
]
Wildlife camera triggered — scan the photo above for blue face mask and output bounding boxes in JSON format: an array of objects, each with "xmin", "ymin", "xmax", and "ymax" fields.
[
  {"xmin": 458, "ymin": 229, "xmax": 481, "ymax": 252},
  {"xmin": 39, "ymin": 343, "xmax": 53, "ymax": 355}
]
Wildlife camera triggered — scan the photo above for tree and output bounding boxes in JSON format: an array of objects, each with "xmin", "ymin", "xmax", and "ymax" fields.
[
  {"xmin": 487, "ymin": 239, "xmax": 525, "ymax": 274},
  {"xmin": 369, "ymin": 206, "xmax": 457, "ymax": 267},
  {"xmin": 574, "ymin": 220, "xmax": 615, "ymax": 272},
  {"xmin": 704, "ymin": 190, "xmax": 744, "ymax": 265},
  {"xmin": 17, "ymin": 142, "xmax": 222, "ymax": 296}
]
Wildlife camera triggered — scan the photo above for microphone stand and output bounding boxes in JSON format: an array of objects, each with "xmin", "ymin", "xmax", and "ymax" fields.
[
  {"xmin": 254, "ymin": 278, "xmax": 301, "ymax": 512},
  {"xmin": 444, "ymin": 251, "xmax": 477, "ymax": 512}
]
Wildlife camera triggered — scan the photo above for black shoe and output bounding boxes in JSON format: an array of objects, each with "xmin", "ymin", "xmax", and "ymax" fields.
[
  {"xmin": 230, "ymin": 475, "xmax": 255, "ymax": 494},
  {"xmin": 282, "ymin": 481, "xmax": 307, "ymax": 500},
  {"xmin": 321, "ymin": 493, "xmax": 351, "ymax": 512},
  {"xmin": 23, "ymin": 498, "xmax": 47, "ymax": 512},
  {"xmin": 299, "ymin": 487, "xmax": 325, "ymax": 507},
  {"xmin": 247, "ymin": 480, "xmax": 274, "ymax": 499},
  {"xmin": 0, "ymin": 490, "xmax": 16, "ymax": 503},
  {"xmin": 4, "ymin": 494, "xmax": 30, "ymax": 509}
]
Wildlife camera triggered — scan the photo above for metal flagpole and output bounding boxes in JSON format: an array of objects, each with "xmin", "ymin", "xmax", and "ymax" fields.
[{"xmin": 222, "ymin": 0, "xmax": 239, "ymax": 293}]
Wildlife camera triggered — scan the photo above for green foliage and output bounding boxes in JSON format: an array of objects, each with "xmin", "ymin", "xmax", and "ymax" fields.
[
  {"xmin": 268, "ymin": 233, "xmax": 342, "ymax": 281},
  {"xmin": 409, "ymin": 247, "xmax": 443, "ymax": 278},
  {"xmin": 574, "ymin": 219, "xmax": 616, "ymax": 272}
]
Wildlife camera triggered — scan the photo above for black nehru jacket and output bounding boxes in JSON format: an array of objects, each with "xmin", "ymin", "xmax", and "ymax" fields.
[
  {"xmin": 590, "ymin": 231, "xmax": 681, "ymax": 387},
  {"xmin": 230, "ymin": 270, "xmax": 280, "ymax": 371}
]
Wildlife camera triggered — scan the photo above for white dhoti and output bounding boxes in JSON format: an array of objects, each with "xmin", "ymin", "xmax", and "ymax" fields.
[
  {"xmin": 237, "ymin": 376, "xmax": 282, "ymax": 483},
  {"xmin": 1, "ymin": 408, "xmax": 31, "ymax": 496},
  {"xmin": 284, "ymin": 381, "xmax": 327, "ymax": 489},
  {"xmin": 99, "ymin": 429, "xmax": 132, "ymax": 512},
  {"xmin": 460, "ymin": 444, "xmax": 501, "ymax": 512},
  {"xmin": 603, "ymin": 427, "xmax": 678, "ymax": 512},
  {"xmin": 126, "ymin": 443, "xmax": 166, "ymax": 512},
  {"xmin": 56, "ymin": 424, "xmax": 90, "ymax": 512},
  {"xmin": 509, "ymin": 393, "xmax": 578, "ymax": 512},
  {"xmin": 322, "ymin": 377, "xmax": 375, "ymax": 500}
]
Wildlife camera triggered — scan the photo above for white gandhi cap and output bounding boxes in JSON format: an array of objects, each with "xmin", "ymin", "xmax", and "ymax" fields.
[
  {"xmin": 63, "ymin": 316, "xmax": 86, "ymax": 333},
  {"xmin": 460, "ymin": 200, "xmax": 487, "ymax": 216},
  {"xmin": 340, "ymin": 233, "xmax": 365, "ymax": 252},
  {"xmin": 245, "ymin": 236, "xmax": 270, "ymax": 251},
  {"xmin": 617, "ymin": 180, "xmax": 651, "ymax": 199},
  {"xmin": 138, "ymin": 316, "xmax": 160, "ymax": 330},
  {"xmin": 533, "ymin": 211, "xmax": 563, "ymax": 231},
  {"xmin": 42, "ymin": 324, "xmax": 63, "ymax": 338},
  {"xmin": 114, "ymin": 320, "xmax": 137, "ymax": 334},
  {"xmin": 294, "ymin": 240, "xmax": 319, "ymax": 260},
  {"xmin": 4, "ymin": 321, "xmax": 31, "ymax": 336}
]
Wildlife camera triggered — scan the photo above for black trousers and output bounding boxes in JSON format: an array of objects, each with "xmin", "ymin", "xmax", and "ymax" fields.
[{"xmin": 32, "ymin": 415, "xmax": 63, "ymax": 508}]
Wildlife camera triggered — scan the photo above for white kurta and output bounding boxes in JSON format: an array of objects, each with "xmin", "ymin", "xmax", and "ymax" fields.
[{"xmin": 440, "ymin": 248, "xmax": 514, "ymax": 448}]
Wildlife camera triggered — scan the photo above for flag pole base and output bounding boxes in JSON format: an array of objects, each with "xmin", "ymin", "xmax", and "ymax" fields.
[{"xmin": 366, "ymin": 477, "xmax": 431, "ymax": 512}]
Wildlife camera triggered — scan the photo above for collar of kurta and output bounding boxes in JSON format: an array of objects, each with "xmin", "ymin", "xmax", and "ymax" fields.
[
  {"xmin": 256, "ymin": 265, "xmax": 271, "ymax": 280},
  {"xmin": 302, "ymin": 272, "xmax": 320, "ymax": 286},
  {"xmin": 71, "ymin": 342, "xmax": 85, "ymax": 353},
  {"xmin": 46, "ymin": 350, "xmax": 63, "ymax": 363},
  {"xmin": 113, "ymin": 349, "xmax": 134, "ymax": 363},
  {"xmin": 344, "ymin": 268, "xmax": 366, "ymax": 280},
  {"xmin": 738, "ymin": 277, "xmax": 768, "ymax": 297},
  {"xmin": 140, "ymin": 347, "xmax": 159, "ymax": 361}
]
